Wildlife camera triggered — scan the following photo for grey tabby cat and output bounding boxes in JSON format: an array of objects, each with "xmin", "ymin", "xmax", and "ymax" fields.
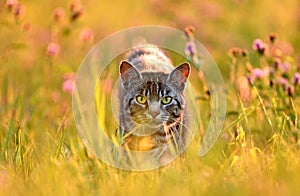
[{"xmin": 119, "ymin": 45, "xmax": 190, "ymax": 153}]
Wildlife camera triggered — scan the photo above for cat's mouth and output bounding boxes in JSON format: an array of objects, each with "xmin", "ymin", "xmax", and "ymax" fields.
[
  {"xmin": 144, "ymin": 120, "xmax": 163, "ymax": 128},
  {"xmin": 134, "ymin": 117, "xmax": 163, "ymax": 128},
  {"xmin": 130, "ymin": 119, "xmax": 162, "ymax": 136}
]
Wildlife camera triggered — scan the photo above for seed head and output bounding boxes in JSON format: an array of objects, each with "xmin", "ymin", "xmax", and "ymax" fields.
[
  {"xmin": 269, "ymin": 33, "xmax": 278, "ymax": 43},
  {"xmin": 241, "ymin": 48, "xmax": 249, "ymax": 57},
  {"xmin": 70, "ymin": 1, "xmax": 83, "ymax": 21},
  {"xmin": 229, "ymin": 47, "xmax": 241, "ymax": 58},
  {"xmin": 184, "ymin": 25, "xmax": 195, "ymax": 39}
]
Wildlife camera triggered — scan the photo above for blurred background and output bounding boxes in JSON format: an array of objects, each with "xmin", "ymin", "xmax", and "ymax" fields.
[
  {"xmin": 1, "ymin": 0, "xmax": 299, "ymax": 72},
  {"xmin": 1, "ymin": 0, "xmax": 300, "ymax": 194},
  {"xmin": 1, "ymin": 0, "xmax": 299, "ymax": 134}
]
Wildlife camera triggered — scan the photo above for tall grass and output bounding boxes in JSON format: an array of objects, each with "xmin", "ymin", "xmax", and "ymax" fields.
[{"xmin": 0, "ymin": 0, "xmax": 300, "ymax": 195}]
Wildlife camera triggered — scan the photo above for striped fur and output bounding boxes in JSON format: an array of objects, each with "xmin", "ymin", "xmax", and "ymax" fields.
[{"xmin": 119, "ymin": 45, "xmax": 190, "ymax": 152}]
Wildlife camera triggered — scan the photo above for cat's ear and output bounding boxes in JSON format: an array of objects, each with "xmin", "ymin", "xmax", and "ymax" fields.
[
  {"xmin": 120, "ymin": 61, "xmax": 142, "ymax": 88},
  {"xmin": 167, "ymin": 62, "xmax": 190, "ymax": 91}
]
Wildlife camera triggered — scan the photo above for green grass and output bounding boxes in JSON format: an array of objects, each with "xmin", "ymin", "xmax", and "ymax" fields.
[{"xmin": 1, "ymin": 0, "xmax": 300, "ymax": 195}]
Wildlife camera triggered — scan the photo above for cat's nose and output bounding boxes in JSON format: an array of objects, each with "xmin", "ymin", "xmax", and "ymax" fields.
[
  {"xmin": 149, "ymin": 102, "xmax": 160, "ymax": 118},
  {"xmin": 149, "ymin": 110, "xmax": 160, "ymax": 118}
]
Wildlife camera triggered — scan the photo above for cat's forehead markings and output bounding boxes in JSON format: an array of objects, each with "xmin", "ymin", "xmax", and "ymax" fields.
[
  {"xmin": 159, "ymin": 89, "xmax": 164, "ymax": 97},
  {"xmin": 150, "ymin": 82, "xmax": 155, "ymax": 96}
]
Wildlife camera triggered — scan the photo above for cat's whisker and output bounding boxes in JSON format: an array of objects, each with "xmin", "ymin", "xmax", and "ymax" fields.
[
  {"xmin": 169, "ymin": 126, "xmax": 181, "ymax": 150},
  {"xmin": 175, "ymin": 121, "xmax": 192, "ymax": 135},
  {"xmin": 122, "ymin": 122, "xmax": 142, "ymax": 140},
  {"xmin": 163, "ymin": 122, "xmax": 172, "ymax": 142},
  {"xmin": 182, "ymin": 113, "xmax": 193, "ymax": 117},
  {"xmin": 166, "ymin": 117, "xmax": 191, "ymax": 133},
  {"xmin": 126, "ymin": 120, "xmax": 138, "ymax": 129}
]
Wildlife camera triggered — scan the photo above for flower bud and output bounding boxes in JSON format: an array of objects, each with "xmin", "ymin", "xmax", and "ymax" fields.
[
  {"xmin": 46, "ymin": 42, "xmax": 60, "ymax": 58},
  {"xmin": 54, "ymin": 7, "xmax": 65, "ymax": 22}
]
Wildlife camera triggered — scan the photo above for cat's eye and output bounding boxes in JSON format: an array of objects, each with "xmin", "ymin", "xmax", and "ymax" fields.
[
  {"xmin": 136, "ymin": 95, "xmax": 147, "ymax": 104},
  {"xmin": 161, "ymin": 96, "xmax": 172, "ymax": 105}
]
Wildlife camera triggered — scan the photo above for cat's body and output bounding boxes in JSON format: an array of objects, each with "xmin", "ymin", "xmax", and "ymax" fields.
[{"xmin": 118, "ymin": 45, "xmax": 190, "ymax": 154}]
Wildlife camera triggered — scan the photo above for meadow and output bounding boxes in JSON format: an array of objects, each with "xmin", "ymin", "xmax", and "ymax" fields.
[{"xmin": 1, "ymin": 0, "xmax": 300, "ymax": 195}]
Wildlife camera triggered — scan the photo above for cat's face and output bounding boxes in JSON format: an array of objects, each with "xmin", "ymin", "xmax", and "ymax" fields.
[
  {"xmin": 119, "ymin": 61, "xmax": 190, "ymax": 130},
  {"xmin": 127, "ymin": 80, "xmax": 184, "ymax": 128}
]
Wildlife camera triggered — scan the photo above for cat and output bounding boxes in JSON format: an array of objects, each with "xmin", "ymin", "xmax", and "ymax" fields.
[{"xmin": 118, "ymin": 44, "xmax": 190, "ymax": 158}]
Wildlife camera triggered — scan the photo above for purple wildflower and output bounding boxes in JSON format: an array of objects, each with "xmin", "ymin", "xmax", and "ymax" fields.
[
  {"xmin": 62, "ymin": 73, "xmax": 75, "ymax": 94},
  {"xmin": 252, "ymin": 39, "xmax": 267, "ymax": 55},
  {"xmin": 46, "ymin": 42, "xmax": 60, "ymax": 58},
  {"xmin": 252, "ymin": 39, "xmax": 263, "ymax": 50},
  {"xmin": 185, "ymin": 41, "xmax": 197, "ymax": 57},
  {"xmin": 62, "ymin": 79, "xmax": 74, "ymax": 94},
  {"xmin": 79, "ymin": 28, "xmax": 94, "ymax": 43},
  {"xmin": 278, "ymin": 77, "xmax": 289, "ymax": 89},
  {"xmin": 279, "ymin": 62, "xmax": 290, "ymax": 73},
  {"xmin": 252, "ymin": 68, "xmax": 263, "ymax": 79},
  {"xmin": 292, "ymin": 72, "xmax": 300, "ymax": 85}
]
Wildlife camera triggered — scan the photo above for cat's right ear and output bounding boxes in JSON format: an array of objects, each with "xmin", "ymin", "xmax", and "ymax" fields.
[{"xmin": 120, "ymin": 61, "xmax": 142, "ymax": 89}]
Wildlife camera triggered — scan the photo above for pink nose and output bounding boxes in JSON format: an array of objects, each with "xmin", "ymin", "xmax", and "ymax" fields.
[
  {"xmin": 149, "ymin": 102, "xmax": 160, "ymax": 118},
  {"xmin": 149, "ymin": 110, "xmax": 160, "ymax": 118}
]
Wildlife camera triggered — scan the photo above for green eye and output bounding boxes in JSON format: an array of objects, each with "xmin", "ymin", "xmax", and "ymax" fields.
[
  {"xmin": 136, "ymin": 95, "xmax": 147, "ymax": 104},
  {"xmin": 161, "ymin": 96, "xmax": 172, "ymax": 105}
]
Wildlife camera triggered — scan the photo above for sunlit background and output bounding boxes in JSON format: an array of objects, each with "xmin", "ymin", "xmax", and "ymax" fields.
[{"xmin": 1, "ymin": 0, "xmax": 300, "ymax": 195}]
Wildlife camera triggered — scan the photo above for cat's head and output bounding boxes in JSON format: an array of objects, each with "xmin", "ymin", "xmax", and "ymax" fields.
[{"xmin": 119, "ymin": 61, "xmax": 190, "ymax": 129}]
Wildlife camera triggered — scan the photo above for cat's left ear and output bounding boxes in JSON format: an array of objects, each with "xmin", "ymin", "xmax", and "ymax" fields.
[
  {"xmin": 120, "ymin": 61, "xmax": 142, "ymax": 89},
  {"xmin": 167, "ymin": 62, "xmax": 190, "ymax": 92}
]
